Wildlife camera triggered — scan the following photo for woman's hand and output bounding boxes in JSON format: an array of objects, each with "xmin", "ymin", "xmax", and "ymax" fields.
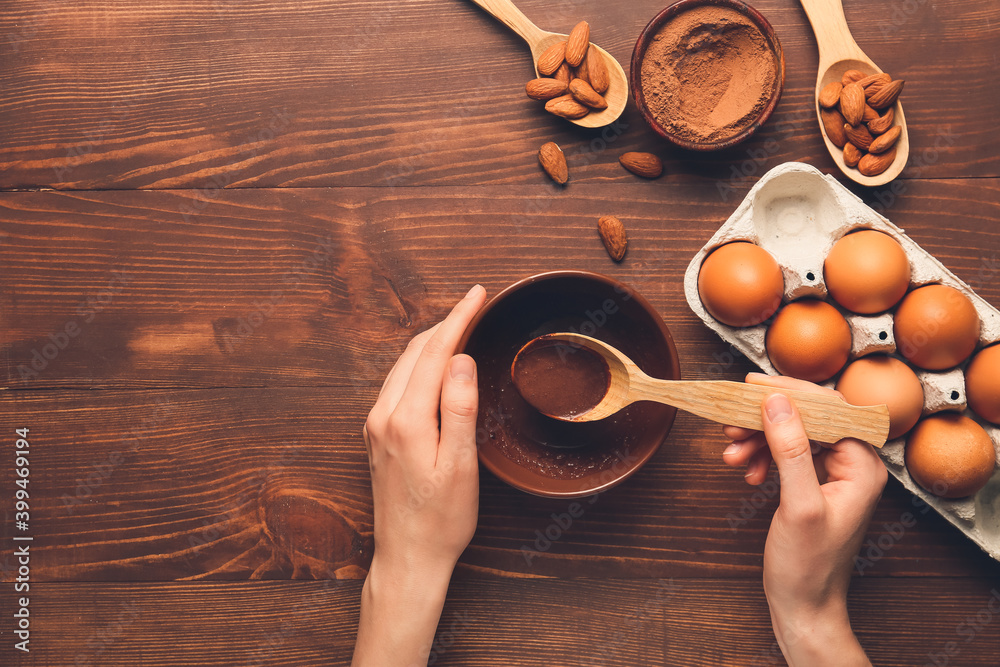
[
  {"xmin": 352, "ymin": 285, "xmax": 487, "ymax": 667},
  {"xmin": 721, "ymin": 373, "xmax": 887, "ymax": 667}
]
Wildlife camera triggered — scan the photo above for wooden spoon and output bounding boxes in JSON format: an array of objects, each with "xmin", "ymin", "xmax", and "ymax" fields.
[
  {"xmin": 467, "ymin": 0, "xmax": 628, "ymax": 128},
  {"xmin": 513, "ymin": 333, "xmax": 890, "ymax": 447},
  {"xmin": 799, "ymin": 0, "xmax": 909, "ymax": 186}
]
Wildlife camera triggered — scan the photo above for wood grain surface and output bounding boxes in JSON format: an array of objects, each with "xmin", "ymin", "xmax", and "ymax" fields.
[
  {"xmin": 0, "ymin": 0, "xmax": 997, "ymax": 189},
  {"xmin": 4, "ymin": 579, "xmax": 1000, "ymax": 665},
  {"xmin": 2, "ymin": 0, "xmax": 999, "ymax": 664}
]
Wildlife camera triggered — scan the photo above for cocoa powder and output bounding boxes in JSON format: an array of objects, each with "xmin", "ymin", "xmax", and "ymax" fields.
[{"xmin": 640, "ymin": 5, "xmax": 777, "ymax": 143}]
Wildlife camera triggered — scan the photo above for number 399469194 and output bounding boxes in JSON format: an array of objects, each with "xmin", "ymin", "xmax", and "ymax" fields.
[{"xmin": 15, "ymin": 428, "xmax": 30, "ymax": 529}]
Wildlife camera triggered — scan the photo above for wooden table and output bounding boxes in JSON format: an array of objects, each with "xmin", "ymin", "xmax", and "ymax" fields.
[{"xmin": 2, "ymin": 1, "xmax": 999, "ymax": 664}]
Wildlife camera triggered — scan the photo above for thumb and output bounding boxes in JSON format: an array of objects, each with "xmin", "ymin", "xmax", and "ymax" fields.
[
  {"xmin": 762, "ymin": 393, "xmax": 822, "ymax": 507},
  {"xmin": 439, "ymin": 354, "xmax": 479, "ymax": 461}
]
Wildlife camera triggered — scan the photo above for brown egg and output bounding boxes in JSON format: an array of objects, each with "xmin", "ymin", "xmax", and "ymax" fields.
[
  {"xmin": 766, "ymin": 299, "xmax": 852, "ymax": 383},
  {"xmin": 698, "ymin": 242, "xmax": 783, "ymax": 327},
  {"xmin": 905, "ymin": 413, "xmax": 996, "ymax": 498},
  {"xmin": 836, "ymin": 355, "xmax": 924, "ymax": 439},
  {"xmin": 966, "ymin": 344, "xmax": 1000, "ymax": 424},
  {"xmin": 824, "ymin": 230, "xmax": 910, "ymax": 314},
  {"xmin": 894, "ymin": 285, "xmax": 980, "ymax": 370}
]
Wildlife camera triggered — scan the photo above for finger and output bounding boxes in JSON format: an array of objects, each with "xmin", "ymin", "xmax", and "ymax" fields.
[
  {"xmin": 746, "ymin": 372, "xmax": 842, "ymax": 398},
  {"xmin": 398, "ymin": 285, "xmax": 487, "ymax": 419},
  {"xmin": 744, "ymin": 446, "xmax": 773, "ymax": 485},
  {"xmin": 439, "ymin": 354, "xmax": 480, "ymax": 462},
  {"xmin": 722, "ymin": 432, "xmax": 768, "ymax": 467},
  {"xmin": 761, "ymin": 393, "xmax": 823, "ymax": 506},
  {"xmin": 375, "ymin": 323, "xmax": 442, "ymax": 415},
  {"xmin": 723, "ymin": 425, "xmax": 757, "ymax": 441}
]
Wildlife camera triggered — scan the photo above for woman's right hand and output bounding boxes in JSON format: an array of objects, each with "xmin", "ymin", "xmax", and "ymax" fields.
[{"xmin": 721, "ymin": 373, "xmax": 886, "ymax": 667}]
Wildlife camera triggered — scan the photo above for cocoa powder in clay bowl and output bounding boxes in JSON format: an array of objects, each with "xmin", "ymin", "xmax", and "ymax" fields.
[
  {"xmin": 631, "ymin": 0, "xmax": 785, "ymax": 151},
  {"xmin": 457, "ymin": 271, "xmax": 680, "ymax": 499}
]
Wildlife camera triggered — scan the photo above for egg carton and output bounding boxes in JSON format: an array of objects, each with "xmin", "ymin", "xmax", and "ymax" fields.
[{"xmin": 683, "ymin": 161, "xmax": 1000, "ymax": 562}]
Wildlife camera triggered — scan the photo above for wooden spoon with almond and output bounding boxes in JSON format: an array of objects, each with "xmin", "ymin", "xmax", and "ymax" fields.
[
  {"xmin": 468, "ymin": 0, "xmax": 628, "ymax": 128},
  {"xmin": 800, "ymin": 0, "xmax": 910, "ymax": 186}
]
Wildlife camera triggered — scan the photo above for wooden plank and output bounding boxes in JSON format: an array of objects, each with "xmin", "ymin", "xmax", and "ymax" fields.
[
  {"xmin": 2, "ymin": 180, "xmax": 998, "ymax": 389},
  {"xmin": 2, "ymin": 578, "xmax": 998, "ymax": 665},
  {"xmin": 1, "ymin": 387, "xmax": 998, "ymax": 581},
  {"xmin": 0, "ymin": 0, "xmax": 997, "ymax": 189}
]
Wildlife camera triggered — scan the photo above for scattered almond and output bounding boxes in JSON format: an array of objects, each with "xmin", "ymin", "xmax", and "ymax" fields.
[
  {"xmin": 538, "ymin": 142, "xmax": 568, "ymax": 184},
  {"xmin": 840, "ymin": 83, "xmax": 865, "ymax": 126},
  {"xmin": 619, "ymin": 152, "xmax": 663, "ymax": 179},
  {"xmin": 821, "ymin": 108, "xmax": 849, "ymax": 147},
  {"xmin": 858, "ymin": 147, "xmax": 897, "ymax": 176},
  {"xmin": 858, "ymin": 73, "xmax": 891, "ymax": 89},
  {"xmin": 819, "ymin": 81, "xmax": 843, "ymax": 108},
  {"xmin": 569, "ymin": 78, "xmax": 606, "ymax": 109},
  {"xmin": 844, "ymin": 123, "xmax": 874, "ymax": 151},
  {"xmin": 565, "ymin": 21, "xmax": 590, "ymax": 66},
  {"xmin": 544, "ymin": 94, "xmax": 590, "ymax": 120},
  {"xmin": 841, "ymin": 69, "xmax": 866, "ymax": 85},
  {"xmin": 526, "ymin": 78, "xmax": 569, "ymax": 101},
  {"xmin": 584, "ymin": 48, "xmax": 609, "ymax": 94},
  {"xmin": 537, "ymin": 41, "xmax": 566, "ymax": 76},
  {"xmin": 862, "ymin": 105, "xmax": 880, "ymax": 122},
  {"xmin": 868, "ymin": 125, "xmax": 902, "ymax": 154},
  {"xmin": 598, "ymin": 215, "xmax": 627, "ymax": 262},
  {"xmin": 843, "ymin": 143, "xmax": 864, "ymax": 168},
  {"xmin": 867, "ymin": 79, "xmax": 905, "ymax": 109},
  {"xmin": 867, "ymin": 107, "xmax": 895, "ymax": 135}
]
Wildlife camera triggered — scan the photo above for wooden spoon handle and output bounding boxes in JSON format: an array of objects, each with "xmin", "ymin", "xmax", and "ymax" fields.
[
  {"xmin": 632, "ymin": 379, "xmax": 890, "ymax": 447},
  {"xmin": 467, "ymin": 0, "xmax": 546, "ymax": 44},
  {"xmin": 798, "ymin": 0, "xmax": 865, "ymax": 66}
]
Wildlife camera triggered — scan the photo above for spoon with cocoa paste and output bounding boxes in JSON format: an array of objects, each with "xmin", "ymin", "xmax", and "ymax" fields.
[
  {"xmin": 511, "ymin": 333, "xmax": 889, "ymax": 447},
  {"xmin": 799, "ymin": 0, "xmax": 910, "ymax": 186},
  {"xmin": 468, "ymin": 0, "xmax": 628, "ymax": 127}
]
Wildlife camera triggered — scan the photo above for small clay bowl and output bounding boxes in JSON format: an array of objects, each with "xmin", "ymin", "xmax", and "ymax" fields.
[
  {"xmin": 457, "ymin": 271, "xmax": 680, "ymax": 498},
  {"xmin": 630, "ymin": 0, "xmax": 785, "ymax": 151}
]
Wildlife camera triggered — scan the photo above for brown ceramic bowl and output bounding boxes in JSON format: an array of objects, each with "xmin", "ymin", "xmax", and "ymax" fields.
[
  {"xmin": 457, "ymin": 271, "xmax": 680, "ymax": 498},
  {"xmin": 630, "ymin": 0, "xmax": 785, "ymax": 151}
]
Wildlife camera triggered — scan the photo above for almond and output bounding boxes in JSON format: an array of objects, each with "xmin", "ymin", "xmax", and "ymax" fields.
[
  {"xmin": 818, "ymin": 81, "xmax": 843, "ymax": 108},
  {"xmin": 844, "ymin": 123, "xmax": 874, "ymax": 151},
  {"xmin": 526, "ymin": 78, "xmax": 568, "ymax": 101},
  {"xmin": 839, "ymin": 83, "xmax": 865, "ymax": 126},
  {"xmin": 821, "ymin": 108, "xmax": 848, "ymax": 147},
  {"xmin": 584, "ymin": 48, "xmax": 610, "ymax": 94},
  {"xmin": 619, "ymin": 152, "xmax": 663, "ymax": 179},
  {"xmin": 858, "ymin": 147, "xmax": 897, "ymax": 176},
  {"xmin": 868, "ymin": 125, "xmax": 901, "ymax": 154},
  {"xmin": 841, "ymin": 69, "xmax": 866, "ymax": 85},
  {"xmin": 574, "ymin": 56, "xmax": 590, "ymax": 85},
  {"xmin": 867, "ymin": 79, "xmax": 905, "ymax": 109},
  {"xmin": 553, "ymin": 62, "xmax": 572, "ymax": 86},
  {"xmin": 537, "ymin": 41, "xmax": 566, "ymax": 76},
  {"xmin": 862, "ymin": 105, "xmax": 880, "ymax": 122},
  {"xmin": 867, "ymin": 107, "xmax": 895, "ymax": 135},
  {"xmin": 569, "ymin": 78, "xmax": 607, "ymax": 109},
  {"xmin": 598, "ymin": 215, "xmax": 627, "ymax": 262},
  {"xmin": 858, "ymin": 73, "xmax": 891, "ymax": 89},
  {"xmin": 843, "ymin": 143, "xmax": 864, "ymax": 168},
  {"xmin": 545, "ymin": 94, "xmax": 589, "ymax": 120},
  {"xmin": 538, "ymin": 142, "xmax": 568, "ymax": 184},
  {"xmin": 565, "ymin": 21, "xmax": 590, "ymax": 66}
]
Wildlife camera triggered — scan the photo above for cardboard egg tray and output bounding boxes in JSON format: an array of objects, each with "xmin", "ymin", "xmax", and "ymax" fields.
[{"xmin": 683, "ymin": 161, "xmax": 1000, "ymax": 562}]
